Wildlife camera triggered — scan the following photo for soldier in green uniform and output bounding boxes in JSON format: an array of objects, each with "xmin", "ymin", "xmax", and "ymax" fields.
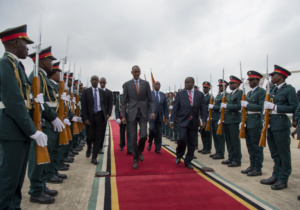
[
  {"xmin": 115, "ymin": 92, "xmax": 132, "ymax": 154},
  {"xmin": 221, "ymin": 76, "xmax": 243, "ymax": 167},
  {"xmin": 260, "ymin": 65, "xmax": 298, "ymax": 190},
  {"xmin": 209, "ymin": 79, "xmax": 228, "ymax": 159},
  {"xmin": 0, "ymin": 24, "xmax": 48, "ymax": 210},
  {"xmin": 28, "ymin": 47, "xmax": 65, "ymax": 204},
  {"xmin": 169, "ymin": 92, "xmax": 178, "ymax": 141},
  {"xmin": 240, "ymin": 71, "xmax": 265, "ymax": 176},
  {"xmin": 47, "ymin": 62, "xmax": 68, "ymax": 180},
  {"xmin": 198, "ymin": 82, "xmax": 212, "ymax": 154},
  {"xmin": 165, "ymin": 93, "xmax": 171, "ymax": 139}
]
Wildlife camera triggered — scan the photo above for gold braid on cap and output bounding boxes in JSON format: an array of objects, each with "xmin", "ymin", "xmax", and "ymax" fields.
[{"xmin": 7, "ymin": 55, "xmax": 32, "ymax": 111}]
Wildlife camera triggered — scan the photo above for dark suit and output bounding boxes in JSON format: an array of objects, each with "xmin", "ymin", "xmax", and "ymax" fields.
[
  {"xmin": 81, "ymin": 87, "xmax": 107, "ymax": 160},
  {"xmin": 170, "ymin": 89, "xmax": 207, "ymax": 165},
  {"xmin": 103, "ymin": 88, "xmax": 113, "ymax": 117},
  {"xmin": 148, "ymin": 91, "xmax": 169, "ymax": 151},
  {"xmin": 121, "ymin": 78, "xmax": 154, "ymax": 162}
]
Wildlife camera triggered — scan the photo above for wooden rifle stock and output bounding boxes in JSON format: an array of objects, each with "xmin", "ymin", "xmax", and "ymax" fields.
[
  {"xmin": 58, "ymin": 81, "xmax": 68, "ymax": 145},
  {"xmin": 239, "ymin": 94, "xmax": 247, "ymax": 138},
  {"xmin": 71, "ymin": 92, "xmax": 79, "ymax": 134},
  {"xmin": 217, "ymin": 96, "xmax": 226, "ymax": 135},
  {"xmin": 205, "ymin": 97, "xmax": 213, "ymax": 131},
  {"xmin": 64, "ymin": 90, "xmax": 72, "ymax": 140},
  {"xmin": 32, "ymin": 76, "xmax": 50, "ymax": 164},
  {"xmin": 259, "ymin": 93, "xmax": 270, "ymax": 147}
]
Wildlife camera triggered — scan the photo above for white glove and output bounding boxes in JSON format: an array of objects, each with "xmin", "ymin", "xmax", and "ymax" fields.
[
  {"xmin": 241, "ymin": 101, "xmax": 248, "ymax": 107},
  {"xmin": 34, "ymin": 93, "xmax": 44, "ymax": 104},
  {"xmin": 64, "ymin": 118, "xmax": 71, "ymax": 126},
  {"xmin": 218, "ymin": 119, "xmax": 220, "ymax": 125},
  {"xmin": 169, "ymin": 106, "xmax": 173, "ymax": 109},
  {"xmin": 77, "ymin": 101, "xmax": 81, "ymax": 107},
  {"xmin": 51, "ymin": 117, "xmax": 65, "ymax": 132},
  {"xmin": 56, "ymin": 93, "xmax": 59, "ymax": 98},
  {"xmin": 71, "ymin": 98, "xmax": 76, "ymax": 103},
  {"xmin": 30, "ymin": 131, "xmax": 48, "ymax": 147},
  {"xmin": 116, "ymin": 119, "xmax": 121, "ymax": 124},
  {"xmin": 71, "ymin": 117, "xmax": 78, "ymax": 122},
  {"xmin": 264, "ymin": 101, "xmax": 275, "ymax": 110},
  {"xmin": 221, "ymin": 103, "xmax": 227, "ymax": 109},
  {"xmin": 239, "ymin": 123, "xmax": 246, "ymax": 129},
  {"xmin": 60, "ymin": 92, "xmax": 68, "ymax": 101},
  {"xmin": 29, "ymin": 93, "xmax": 33, "ymax": 99},
  {"xmin": 208, "ymin": 104, "xmax": 214, "ymax": 109},
  {"xmin": 169, "ymin": 114, "xmax": 171, "ymax": 117},
  {"xmin": 263, "ymin": 122, "xmax": 270, "ymax": 129},
  {"xmin": 66, "ymin": 95, "xmax": 70, "ymax": 102},
  {"xmin": 76, "ymin": 116, "xmax": 82, "ymax": 122}
]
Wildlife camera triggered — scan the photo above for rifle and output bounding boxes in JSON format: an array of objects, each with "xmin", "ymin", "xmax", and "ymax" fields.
[
  {"xmin": 32, "ymin": 22, "xmax": 50, "ymax": 164},
  {"xmin": 259, "ymin": 55, "xmax": 270, "ymax": 147},
  {"xmin": 205, "ymin": 74, "xmax": 213, "ymax": 131},
  {"xmin": 58, "ymin": 37, "xmax": 69, "ymax": 145},
  {"xmin": 64, "ymin": 71, "xmax": 72, "ymax": 140},
  {"xmin": 71, "ymin": 62, "xmax": 79, "ymax": 134},
  {"xmin": 217, "ymin": 68, "xmax": 225, "ymax": 135},
  {"xmin": 239, "ymin": 61, "xmax": 246, "ymax": 138},
  {"xmin": 76, "ymin": 69, "xmax": 83, "ymax": 131}
]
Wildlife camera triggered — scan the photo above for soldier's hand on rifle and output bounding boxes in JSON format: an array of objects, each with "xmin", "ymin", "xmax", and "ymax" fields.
[
  {"xmin": 71, "ymin": 97, "xmax": 76, "ymax": 103},
  {"xmin": 34, "ymin": 93, "xmax": 44, "ymax": 104},
  {"xmin": 61, "ymin": 92, "xmax": 68, "ymax": 101},
  {"xmin": 51, "ymin": 117, "xmax": 65, "ymax": 132},
  {"xmin": 264, "ymin": 101, "xmax": 275, "ymax": 110},
  {"xmin": 241, "ymin": 101, "xmax": 248, "ymax": 107},
  {"xmin": 208, "ymin": 104, "xmax": 214, "ymax": 109},
  {"xmin": 71, "ymin": 117, "xmax": 78, "ymax": 122},
  {"xmin": 221, "ymin": 103, "xmax": 227, "ymax": 109},
  {"xmin": 84, "ymin": 119, "xmax": 91, "ymax": 126},
  {"xmin": 30, "ymin": 130, "xmax": 48, "ymax": 147},
  {"xmin": 150, "ymin": 113, "xmax": 155, "ymax": 120},
  {"xmin": 64, "ymin": 118, "xmax": 71, "ymax": 126},
  {"xmin": 121, "ymin": 117, "xmax": 127, "ymax": 124},
  {"xmin": 170, "ymin": 122, "xmax": 174, "ymax": 130}
]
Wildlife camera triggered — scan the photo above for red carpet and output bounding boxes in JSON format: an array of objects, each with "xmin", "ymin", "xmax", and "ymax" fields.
[{"xmin": 108, "ymin": 120, "xmax": 260, "ymax": 210}]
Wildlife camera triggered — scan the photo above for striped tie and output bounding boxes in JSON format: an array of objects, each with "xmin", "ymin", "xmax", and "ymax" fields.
[{"xmin": 189, "ymin": 90, "xmax": 193, "ymax": 120}]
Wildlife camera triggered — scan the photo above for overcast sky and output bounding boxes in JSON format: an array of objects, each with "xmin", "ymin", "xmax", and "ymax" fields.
[{"xmin": 1, "ymin": 0, "xmax": 300, "ymax": 93}]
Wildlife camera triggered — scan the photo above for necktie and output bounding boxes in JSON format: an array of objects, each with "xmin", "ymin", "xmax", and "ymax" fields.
[
  {"xmin": 274, "ymin": 87, "xmax": 278, "ymax": 94},
  {"xmin": 189, "ymin": 90, "xmax": 193, "ymax": 120},
  {"xmin": 135, "ymin": 80, "xmax": 139, "ymax": 95},
  {"xmin": 94, "ymin": 89, "xmax": 98, "ymax": 113},
  {"xmin": 155, "ymin": 91, "xmax": 159, "ymax": 105}
]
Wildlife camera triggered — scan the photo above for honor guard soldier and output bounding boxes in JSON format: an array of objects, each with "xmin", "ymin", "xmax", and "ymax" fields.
[
  {"xmin": 209, "ymin": 79, "xmax": 228, "ymax": 160},
  {"xmin": 198, "ymin": 82, "xmax": 212, "ymax": 154},
  {"xmin": 221, "ymin": 76, "xmax": 243, "ymax": 167},
  {"xmin": 27, "ymin": 46, "xmax": 65, "ymax": 204},
  {"xmin": 0, "ymin": 24, "xmax": 48, "ymax": 209},
  {"xmin": 241, "ymin": 71, "xmax": 266, "ymax": 176},
  {"xmin": 260, "ymin": 65, "xmax": 298, "ymax": 190},
  {"xmin": 165, "ymin": 93, "xmax": 171, "ymax": 139}
]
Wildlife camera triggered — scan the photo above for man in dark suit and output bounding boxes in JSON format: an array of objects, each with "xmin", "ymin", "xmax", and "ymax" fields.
[
  {"xmin": 99, "ymin": 77, "xmax": 113, "ymax": 154},
  {"xmin": 81, "ymin": 75, "xmax": 107, "ymax": 165},
  {"xmin": 121, "ymin": 65, "xmax": 155, "ymax": 169},
  {"xmin": 170, "ymin": 77, "xmax": 207, "ymax": 169},
  {"xmin": 147, "ymin": 81, "xmax": 169, "ymax": 153}
]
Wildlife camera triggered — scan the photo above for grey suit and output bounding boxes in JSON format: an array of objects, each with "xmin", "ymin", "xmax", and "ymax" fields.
[{"xmin": 121, "ymin": 78, "xmax": 154, "ymax": 162}]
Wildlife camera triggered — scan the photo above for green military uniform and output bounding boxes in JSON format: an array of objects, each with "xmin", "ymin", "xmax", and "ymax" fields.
[
  {"xmin": 200, "ymin": 92, "xmax": 213, "ymax": 152},
  {"xmin": 265, "ymin": 66, "xmax": 298, "ymax": 186},
  {"xmin": 27, "ymin": 47, "xmax": 60, "ymax": 196},
  {"xmin": 166, "ymin": 98, "xmax": 171, "ymax": 139},
  {"xmin": 223, "ymin": 76, "xmax": 243, "ymax": 166},
  {"xmin": 244, "ymin": 71, "xmax": 266, "ymax": 174},
  {"xmin": 211, "ymin": 80, "xmax": 229, "ymax": 159},
  {"xmin": 115, "ymin": 94, "xmax": 131, "ymax": 152},
  {"xmin": 0, "ymin": 41, "xmax": 37, "ymax": 209}
]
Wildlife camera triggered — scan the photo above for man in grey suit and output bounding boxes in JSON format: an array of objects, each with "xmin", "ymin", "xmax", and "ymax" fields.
[
  {"xmin": 170, "ymin": 77, "xmax": 207, "ymax": 169},
  {"xmin": 147, "ymin": 81, "xmax": 169, "ymax": 153},
  {"xmin": 121, "ymin": 65, "xmax": 155, "ymax": 169}
]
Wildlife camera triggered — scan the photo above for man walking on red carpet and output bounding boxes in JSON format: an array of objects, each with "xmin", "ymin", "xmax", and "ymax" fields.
[
  {"xmin": 170, "ymin": 77, "xmax": 207, "ymax": 169},
  {"xmin": 121, "ymin": 65, "xmax": 155, "ymax": 169}
]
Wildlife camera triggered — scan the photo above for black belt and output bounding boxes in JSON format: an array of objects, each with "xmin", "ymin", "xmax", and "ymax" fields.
[{"xmin": 94, "ymin": 110, "xmax": 103, "ymax": 115}]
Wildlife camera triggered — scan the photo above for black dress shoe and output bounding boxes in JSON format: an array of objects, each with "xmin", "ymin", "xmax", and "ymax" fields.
[
  {"xmin": 71, "ymin": 150, "xmax": 79, "ymax": 155},
  {"xmin": 147, "ymin": 145, "xmax": 151, "ymax": 151},
  {"xmin": 47, "ymin": 176, "xmax": 63, "ymax": 184},
  {"xmin": 44, "ymin": 187, "xmax": 58, "ymax": 197},
  {"xmin": 30, "ymin": 192, "xmax": 55, "ymax": 204},
  {"xmin": 155, "ymin": 150, "xmax": 160, "ymax": 154},
  {"xmin": 185, "ymin": 164, "xmax": 194, "ymax": 170},
  {"xmin": 201, "ymin": 150, "xmax": 211, "ymax": 154},
  {"xmin": 221, "ymin": 159, "xmax": 231, "ymax": 164},
  {"xmin": 260, "ymin": 176, "xmax": 277, "ymax": 185},
  {"xmin": 197, "ymin": 149, "xmax": 204, "ymax": 153},
  {"xmin": 132, "ymin": 162, "xmax": 138, "ymax": 169},
  {"xmin": 138, "ymin": 152, "xmax": 144, "ymax": 161},
  {"xmin": 99, "ymin": 150, "xmax": 104, "ymax": 154},
  {"xmin": 64, "ymin": 158, "xmax": 74, "ymax": 163},
  {"xmin": 67, "ymin": 156, "xmax": 74, "ymax": 161},
  {"xmin": 58, "ymin": 166, "xmax": 69, "ymax": 171},
  {"xmin": 228, "ymin": 161, "xmax": 241, "ymax": 167},
  {"xmin": 247, "ymin": 170, "xmax": 262, "ymax": 176},
  {"xmin": 86, "ymin": 150, "xmax": 91, "ymax": 158},
  {"xmin": 209, "ymin": 153, "xmax": 217, "ymax": 158},
  {"xmin": 120, "ymin": 148, "xmax": 124, "ymax": 151},
  {"xmin": 241, "ymin": 166, "xmax": 253, "ymax": 174},
  {"xmin": 127, "ymin": 150, "xmax": 132, "ymax": 155},
  {"xmin": 298, "ymin": 195, "xmax": 300, "ymax": 201},
  {"xmin": 64, "ymin": 163, "xmax": 70, "ymax": 167},
  {"xmin": 74, "ymin": 148, "xmax": 81, "ymax": 152},
  {"xmin": 175, "ymin": 158, "xmax": 181, "ymax": 164},
  {"xmin": 56, "ymin": 173, "xmax": 67, "ymax": 179},
  {"xmin": 91, "ymin": 159, "xmax": 99, "ymax": 165},
  {"xmin": 68, "ymin": 152, "xmax": 75, "ymax": 157},
  {"xmin": 213, "ymin": 155, "xmax": 224, "ymax": 160},
  {"xmin": 271, "ymin": 181, "xmax": 287, "ymax": 190}
]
